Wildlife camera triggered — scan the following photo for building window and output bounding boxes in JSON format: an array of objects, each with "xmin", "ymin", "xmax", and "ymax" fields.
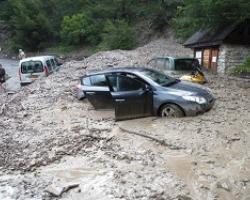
[{"xmin": 195, "ymin": 50, "xmax": 202, "ymax": 65}]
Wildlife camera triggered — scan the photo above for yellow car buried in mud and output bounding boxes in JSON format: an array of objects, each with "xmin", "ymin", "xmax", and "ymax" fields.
[
  {"xmin": 179, "ymin": 68, "xmax": 207, "ymax": 84},
  {"xmin": 147, "ymin": 57, "xmax": 207, "ymax": 84}
]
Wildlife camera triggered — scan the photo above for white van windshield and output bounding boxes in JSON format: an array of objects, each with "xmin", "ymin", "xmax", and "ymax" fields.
[{"xmin": 21, "ymin": 61, "xmax": 44, "ymax": 74}]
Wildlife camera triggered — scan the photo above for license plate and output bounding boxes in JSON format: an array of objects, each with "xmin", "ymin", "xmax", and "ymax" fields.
[{"xmin": 30, "ymin": 75, "xmax": 38, "ymax": 80}]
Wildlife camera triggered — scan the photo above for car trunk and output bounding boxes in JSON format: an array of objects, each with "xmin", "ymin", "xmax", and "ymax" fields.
[{"xmin": 20, "ymin": 60, "xmax": 45, "ymax": 82}]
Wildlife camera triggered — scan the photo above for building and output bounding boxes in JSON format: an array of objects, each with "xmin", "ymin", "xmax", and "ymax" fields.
[{"xmin": 184, "ymin": 19, "xmax": 250, "ymax": 74}]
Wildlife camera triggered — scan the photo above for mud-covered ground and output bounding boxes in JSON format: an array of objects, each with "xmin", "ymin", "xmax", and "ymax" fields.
[{"xmin": 0, "ymin": 38, "xmax": 250, "ymax": 200}]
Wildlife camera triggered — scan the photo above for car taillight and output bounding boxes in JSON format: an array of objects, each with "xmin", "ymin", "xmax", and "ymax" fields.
[
  {"xmin": 73, "ymin": 84, "xmax": 80, "ymax": 92},
  {"xmin": 76, "ymin": 84, "xmax": 81, "ymax": 89},
  {"xmin": 18, "ymin": 68, "xmax": 21, "ymax": 81},
  {"xmin": 44, "ymin": 66, "xmax": 49, "ymax": 76}
]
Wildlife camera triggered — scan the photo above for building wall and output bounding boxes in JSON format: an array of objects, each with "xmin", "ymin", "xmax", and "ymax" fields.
[
  {"xmin": 194, "ymin": 48, "xmax": 219, "ymax": 72},
  {"xmin": 218, "ymin": 44, "xmax": 250, "ymax": 74}
]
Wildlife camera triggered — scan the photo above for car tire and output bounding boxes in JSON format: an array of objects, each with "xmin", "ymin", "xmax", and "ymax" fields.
[
  {"xmin": 76, "ymin": 91, "xmax": 85, "ymax": 100},
  {"xmin": 160, "ymin": 104, "xmax": 184, "ymax": 118},
  {"xmin": 78, "ymin": 96, "xmax": 86, "ymax": 101}
]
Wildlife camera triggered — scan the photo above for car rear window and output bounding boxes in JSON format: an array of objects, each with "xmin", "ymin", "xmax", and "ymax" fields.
[
  {"xmin": 90, "ymin": 75, "xmax": 108, "ymax": 86},
  {"xmin": 175, "ymin": 59, "xmax": 199, "ymax": 71},
  {"xmin": 21, "ymin": 61, "xmax": 44, "ymax": 74},
  {"xmin": 82, "ymin": 77, "xmax": 91, "ymax": 86},
  {"xmin": 82, "ymin": 75, "xmax": 108, "ymax": 87}
]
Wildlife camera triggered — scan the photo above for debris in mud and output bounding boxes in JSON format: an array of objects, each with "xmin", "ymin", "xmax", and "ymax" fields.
[
  {"xmin": 0, "ymin": 37, "xmax": 250, "ymax": 200},
  {"xmin": 217, "ymin": 181, "xmax": 231, "ymax": 192},
  {"xmin": 119, "ymin": 126, "xmax": 186, "ymax": 150},
  {"xmin": 45, "ymin": 182, "xmax": 79, "ymax": 197}
]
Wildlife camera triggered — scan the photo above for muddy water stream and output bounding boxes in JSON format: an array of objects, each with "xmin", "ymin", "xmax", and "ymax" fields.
[{"xmin": 0, "ymin": 58, "xmax": 20, "ymax": 91}]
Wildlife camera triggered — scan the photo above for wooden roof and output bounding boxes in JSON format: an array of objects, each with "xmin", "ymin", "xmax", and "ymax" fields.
[{"xmin": 184, "ymin": 19, "xmax": 250, "ymax": 48}]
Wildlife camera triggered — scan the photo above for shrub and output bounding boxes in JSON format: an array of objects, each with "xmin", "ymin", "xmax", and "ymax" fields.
[
  {"xmin": 99, "ymin": 20, "xmax": 136, "ymax": 50},
  {"xmin": 8, "ymin": 0, "xmax": 53, "ymax": 51},
  {"xmin": 232, "ymin": 56, "xmax": 250, "ymax": 75},
  {"xmin": 46, "ymin": 45, "xmax": 76, "ymax": 54},
  {"xmin": 61, "ymin": 13, "xmax": 99, "ymax": 45}
]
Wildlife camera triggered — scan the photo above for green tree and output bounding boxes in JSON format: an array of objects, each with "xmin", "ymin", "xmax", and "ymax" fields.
[
  {"xmin": 0, "ymin": 0, "xmax": 181, "ymax": 51},
  {"xmin": 99, "ymin": 20, "xmax": 136, "ymax": 50},
  {"xmin": 6, "ymin": 0, "xmax": 53, "ymax": 51},
  {"xmin": 61, "ymin": 12, "xmax": 99, "ymax": 45},
  {"xmin": 173, "ymin": 0, "xmax": 250, "ymax": 39}
]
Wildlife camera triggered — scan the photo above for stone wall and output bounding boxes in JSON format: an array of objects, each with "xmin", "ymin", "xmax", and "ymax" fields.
[{"xmin": 218, "ymin": 44, "xmax": 250, "ymax": 74}]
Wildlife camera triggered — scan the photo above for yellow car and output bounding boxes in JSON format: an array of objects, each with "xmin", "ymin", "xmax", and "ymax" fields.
[
  {"xmin": 147, "ymin": 57, "xmax": 207, "ymax": 84},
  {"xmin": 180, "ymin": 69, "xmax": 207, "ymax": 84}
]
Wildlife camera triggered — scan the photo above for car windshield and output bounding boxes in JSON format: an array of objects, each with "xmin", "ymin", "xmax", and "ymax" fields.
[
  {"xmin": 175, "ymin": 59, "xmax": 199, "ymax": 71},
  {"xmin": 141, "ymin": 69, "xmax": 179, "ymax": 86}
]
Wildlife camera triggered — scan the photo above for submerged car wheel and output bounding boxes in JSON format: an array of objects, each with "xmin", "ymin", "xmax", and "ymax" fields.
[{"xmin": 160, "ymin": 104, "xmax": 184, "ymax": 118}]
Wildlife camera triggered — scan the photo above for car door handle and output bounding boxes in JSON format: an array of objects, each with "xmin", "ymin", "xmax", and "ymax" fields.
[
  {"xmin": 115, "ymin": 99, "xmax": 125, "ymax": 102},
  {"xmin": 86, "ymin": 92, "xmax": 96, "ymax": 95}
]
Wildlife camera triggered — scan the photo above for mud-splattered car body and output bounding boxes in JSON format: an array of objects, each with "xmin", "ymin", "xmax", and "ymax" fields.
[{"xmin": 78, "ymin": 67, "xmax": 215, "ymax": 120}]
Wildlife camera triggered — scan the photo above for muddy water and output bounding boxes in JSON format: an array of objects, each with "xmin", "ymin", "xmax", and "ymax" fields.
[
  {"xmin": 117, "ymin": 117, "xmax": 250, "ymax": 200},
  {"xmin": 40, "ymin": 156, "xmax": 115, "ymax": 200},
  {"xmin": 0, "ymin": 58, "xmax": 20, "ymax": 91},
  {"xmin": 35, "ymin": 104, "xmax": 250, "ymax": 200}
]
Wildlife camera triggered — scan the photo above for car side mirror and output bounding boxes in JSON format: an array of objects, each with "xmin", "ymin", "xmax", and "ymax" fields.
[{"xmin": 144, "ymin": 84, "xmax": 151, "ymax": 92}]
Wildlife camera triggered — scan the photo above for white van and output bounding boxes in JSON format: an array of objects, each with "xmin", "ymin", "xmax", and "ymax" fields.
[{"xmin": 19, "ymin": 56, "xmax": 60, "ymax": 85}]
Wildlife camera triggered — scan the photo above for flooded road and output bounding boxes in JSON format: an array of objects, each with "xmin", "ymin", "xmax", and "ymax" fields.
[{"xmin": 0, "ymin": 58, "xmax": 20, "ymax": 91}]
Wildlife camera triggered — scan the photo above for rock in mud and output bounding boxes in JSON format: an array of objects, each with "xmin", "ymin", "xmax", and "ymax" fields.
[
  {"xmin": 217, "ymin": 181, "xmax": 231, "ymax": 192},
  {"xmin": 45, "ymin": 182, "xmax": 79, "ymax": 197}
]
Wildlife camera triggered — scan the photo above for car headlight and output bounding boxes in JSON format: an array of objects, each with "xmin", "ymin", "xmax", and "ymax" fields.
[
  {"xmin": 183, "ymin": 96, "xmax": 207, "ymax": 104},
  {"xmin": 205, "ymin": 87, "xmax": 212, "ymax": 95}
]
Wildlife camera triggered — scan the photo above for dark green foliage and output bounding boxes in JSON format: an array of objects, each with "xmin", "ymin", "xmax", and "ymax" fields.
[
  {"xmin": 0, "ymin": 0, "xmax": 181, "ymax": 51},
  {"xmin": 2, "ymin": 0, "xmax": 53, "ymax": 51},
  {"xmin": 1, "ymin": 0, "xmax": 250, "ymax": 51},
  {"xmin": 232, "ymin": 56, "xmax": 250, "ymax": 75},
  {"xmin": 0, "ymin": 0, "xmax": 183, "ymax": 51},
  {"xmin": 172, "ymin": 0, "xmax": 250, "ymax": 39},
  {"xmin": 61, "ymin": 13, "xmax": 99, "ymax": 45},
  {"xmin": 99, "ymin": 20, "xmax": 136, "ymax": 50}
]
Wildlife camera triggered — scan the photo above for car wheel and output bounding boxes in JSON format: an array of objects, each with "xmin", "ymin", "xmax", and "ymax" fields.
[
  {"xmin": 160, "ymin": 104, "xmax": 184, "ymax": 118},
  {"xmin": 77, "ymin": 91, "xmax": 86, "ymax": 100},
  {"xmin": 78, "ymin": 95, "xmax": 86, "ymax": 100}
]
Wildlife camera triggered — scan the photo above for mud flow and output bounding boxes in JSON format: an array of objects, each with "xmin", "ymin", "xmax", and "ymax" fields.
[{"xmin": 0, "ymin": 38, "xmax": 250, "ymax": 200}]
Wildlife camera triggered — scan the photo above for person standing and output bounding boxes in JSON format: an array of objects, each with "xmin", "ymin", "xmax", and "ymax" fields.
[
  {"xmin": 18, "ymin": 49, "xmax": 26, "ymax": 60},
  {"xmin": 0, "ymin": 64, "xmax": 6, "ymax": 90}
]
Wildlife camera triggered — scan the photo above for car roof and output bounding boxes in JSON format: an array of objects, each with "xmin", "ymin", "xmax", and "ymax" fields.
[
  {"xmin": 83, "ymin": 66, "xmax": 172, "ymax": 88},
  {"xmin": 20, "ymin": 55, "xmax": 55, "ymax": 62},
  {"xmin": 86, "ymin": 66, "xmax": 153, "ymax": 76}
]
